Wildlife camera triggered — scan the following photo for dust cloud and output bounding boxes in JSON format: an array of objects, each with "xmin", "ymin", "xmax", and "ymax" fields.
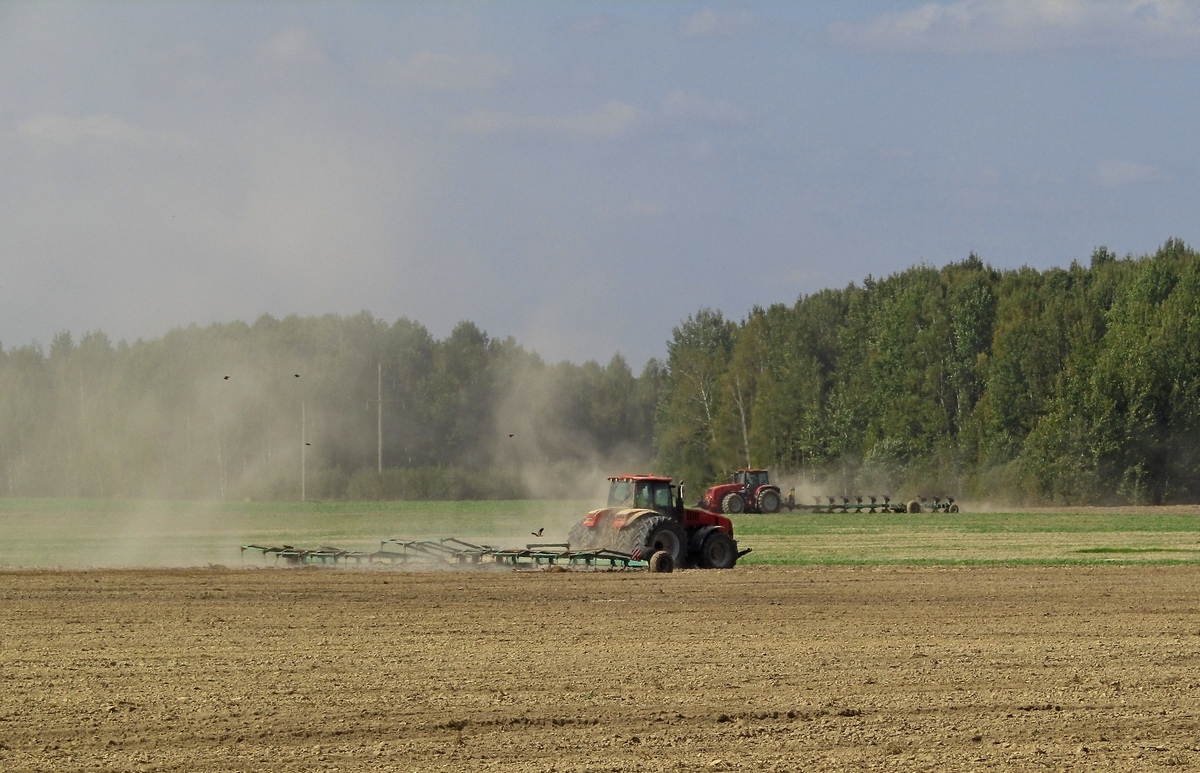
[
  {"xmin": 0, "ymin": 353, "xmax": 658, "ymax": 568},
  {"xmin": 487, "ymin": 359, "xmax": 654, "ymax": 491},
  {"xmin": 1, "ymin": 501, "xmax": 251, "ymax": 569}
]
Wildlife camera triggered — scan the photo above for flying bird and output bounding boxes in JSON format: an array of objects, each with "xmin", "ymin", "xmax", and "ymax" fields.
[
  {"xmin": 223, "ymin": 375, "xmax": 230, "ymax": 380},
  {"xmin": 294, "ymin": 374, "xmax": 300, "ymax": 378},
  {"xmin": 531, "ymin": 528, "xmax": 544, "ymax": 537},
  {"xmin": 508, "ymin": 434, "xmax": 515, "ymax": 438}
]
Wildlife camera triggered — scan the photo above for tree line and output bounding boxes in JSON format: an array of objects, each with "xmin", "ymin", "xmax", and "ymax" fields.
[
  {"xmin": 0, "ymin": 314, "xmax": 658, "ymax": 500},
  {"xmin": 1, "ymin": 238, "xmax": 1196, "ymax": 504},
  {"xmin": 659, "ymin": 238, "xmax": 1200, "ymax": 505}
]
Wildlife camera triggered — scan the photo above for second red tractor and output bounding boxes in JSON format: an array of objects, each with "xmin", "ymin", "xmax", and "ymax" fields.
[{"xmin": 700, "ymin": 468, "xmax": 782, "ymax": 514}]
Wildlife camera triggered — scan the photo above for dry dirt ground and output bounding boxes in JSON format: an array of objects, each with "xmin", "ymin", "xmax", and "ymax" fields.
[{"xmin": 4, "ymin": 564, "xmax": 1200, "ymax": 772}]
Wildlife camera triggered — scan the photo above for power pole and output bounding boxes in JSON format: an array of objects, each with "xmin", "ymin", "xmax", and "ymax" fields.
[
  {"xmin": 301, "ymin": 399, "xmax": 307, "ymax": 502},
  {"xmin": 377, "ymin": 362, "xmax": 383, "ymax": 474},
  {"xmin": 368, "ymin": 361, "xmax": 401, "ymax": 474}
]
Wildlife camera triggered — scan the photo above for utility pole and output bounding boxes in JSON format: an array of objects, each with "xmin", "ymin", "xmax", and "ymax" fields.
[
  {"xmin": 301, "ymin": 399, "xmax": 307, "ymax": 502},
  {"xmin": 377, "ymin": 362, "xmax": 383, "ymax": 474},
  {"xmin": 368, "ymin": 361, "xmax": 400, "ymax": 474}
]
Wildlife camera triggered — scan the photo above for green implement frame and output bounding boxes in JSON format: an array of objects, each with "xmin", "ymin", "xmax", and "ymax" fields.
[
  {"xmin": 241, "ymin": 537, "xmax": 650, "ymax": 570},
  {"xmin": 239, "ymin": 544, "xmax": 377, "ymax": 565}
]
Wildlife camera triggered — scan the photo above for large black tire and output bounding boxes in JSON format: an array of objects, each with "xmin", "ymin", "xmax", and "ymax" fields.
[
  {"xmin": 906, "ymin": 500, "xmax": 922, "ymax": 513},
  {"xmin": 721, "ymin": 492, "xmax": 745, "ymax": 514},
  {"xmin": 696, "ymin": 529, "xmax": 737, "ymax": 569},
  {"xmin": 567, "ymin": 520, "xmax": 600, "ymax": 550},
  {"xmin": 618, "ymin": 515, "xmax": 687, "ymax": 566},
  {"xmin": 756, "ymin": 488, "xmax": 781, "ymax": 514}
]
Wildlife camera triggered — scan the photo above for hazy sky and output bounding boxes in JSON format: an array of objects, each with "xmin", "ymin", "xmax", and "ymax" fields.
[{"xmin": 3, "ymin": 2, "xmax": 1198, "ymax": 366}]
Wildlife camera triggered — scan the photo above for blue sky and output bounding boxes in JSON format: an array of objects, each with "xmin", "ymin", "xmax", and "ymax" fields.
[{"xmin": 2, "ymin": 2, "xmax": 1198, "ymax": 366}]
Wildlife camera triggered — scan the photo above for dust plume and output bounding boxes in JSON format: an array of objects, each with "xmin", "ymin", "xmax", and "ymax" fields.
[
  {"xmin": 477, "ymin": 355, "xmax": 657, "ymax": 544},
  {"xmin": 0, "ymin": 500, "xmax": 253, "ymax": 569}
]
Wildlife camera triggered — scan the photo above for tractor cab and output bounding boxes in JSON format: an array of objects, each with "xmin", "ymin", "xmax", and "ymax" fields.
[
  {"xmin": 607, "ymin": 475, "xmax": 683, "ymax": 519},
  {"xmin": 733, "ymin": 468, "xmax": 770, "ymax": 489}
]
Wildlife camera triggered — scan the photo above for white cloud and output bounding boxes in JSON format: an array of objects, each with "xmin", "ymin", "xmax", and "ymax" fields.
[
  {"xmin": 1093, "ymin": 159, "xmax": 1162, "ymax": 187},
  {"xmin": 662, "ymin": 90, "xmax": 746, "ymax": 126},
  {"xmin": 383, "ymin": 50, "xmax": 510, "ymax": 91},
  {"xmin": 19, "ymin": 113, "xmax": 145, "ymax": 145},
  {"xmin": 830, "ymin": 0, "xmax": 1200, "ymax": 55},
  {"xmin": 454, "ymin": 101, "xmax": 638, "ymax": 140},
  {"xmin": 680, "ymin": 8, "xmax": 758, "ymax": 39},
  {"xmin": 261, "ymin": 27, "xmax": 328, "ymax": 64},
  {"xmin": 17, "ymin": 113, "xmax": 188, "ymax": 150}
]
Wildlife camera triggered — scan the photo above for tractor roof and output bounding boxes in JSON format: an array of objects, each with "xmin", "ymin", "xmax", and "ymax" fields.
[{"xmin": 608, "ymin": 474, "xmax": 673, "ymax": 483}]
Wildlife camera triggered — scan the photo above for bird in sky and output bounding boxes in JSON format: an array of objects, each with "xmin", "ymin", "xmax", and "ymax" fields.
[{"xmin": 531, "ymin": 528, "xmax": 543, "ymax": 537}]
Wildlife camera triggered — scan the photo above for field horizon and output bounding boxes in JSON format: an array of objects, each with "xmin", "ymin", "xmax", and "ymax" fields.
[{"xmin": 3, "ymin": 497, "xmax": 1200, "ymax": 569}]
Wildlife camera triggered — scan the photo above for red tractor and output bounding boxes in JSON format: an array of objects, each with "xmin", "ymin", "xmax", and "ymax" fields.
[
  {"xmin": 568, "ymin": 475, "xmax": 749, "ymax": 570},
  {"xmin": 700, "ymin": 468, "xmax": 782, "ymax": 514}
]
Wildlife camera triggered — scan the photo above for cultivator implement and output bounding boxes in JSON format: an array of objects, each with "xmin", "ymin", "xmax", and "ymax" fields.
[
  {"xmin": 374, "ymin": 537, "xmax": 494, "ymax": 565},
  {"xmin": 239, "ymin": 544, "xmax": 378, "ymax": 565},
  {"xmin": 240, "ymin": 537, "xmax": 652, "ymax": 571}
]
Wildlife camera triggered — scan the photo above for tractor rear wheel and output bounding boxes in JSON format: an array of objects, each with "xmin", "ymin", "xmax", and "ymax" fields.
[
  {"xmin": 721, "ymin": 492, "xmax": 745, "ymax": 514},
  {"xmin": 756, "ymin": 488, "xmax": 781, "ymax": 514},
  {"xmin": 907, "ymin": 500, "xmax": 922, "ymax": 513},
  {"xmin": 619, "ymin": 515, "xmax": 686, "ymax": 566},
  {"xmin": 696, "ymin": 529, "xmax": 737, "ymax": 569}
]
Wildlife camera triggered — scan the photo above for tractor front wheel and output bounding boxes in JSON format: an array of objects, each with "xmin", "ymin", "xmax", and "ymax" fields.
[
  {"xmin": 696, "ymin": 529, "xmax": 737, "ymax": 569},
  {"xmin": 619, "ymin": 515, "xmax": 686, "ymax": 566},
  {"xmin": 721, "ymin": 492, "xmax": 745, "ymax": 514}
]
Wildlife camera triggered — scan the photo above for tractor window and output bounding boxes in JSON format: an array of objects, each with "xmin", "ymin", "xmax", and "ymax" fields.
[
  {"xmin": 749, "ymin": 471, "xmax": 768, "ymax": 487},
  {"xmin": 608, "ymin": 480, "xmax": 633, "ymax": 507},
  {"xmin": 653, "ymin": 485, "xmax": 672, "ymax": 510},
  {"xmin": 634, "ymin": 482, "xmax": 652, "ymax": 509}
]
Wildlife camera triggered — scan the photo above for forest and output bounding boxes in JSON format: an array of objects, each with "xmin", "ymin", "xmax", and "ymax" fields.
[{"xmin": 2, "ymin": 238, "xmax": 1197, "ymax": 505}]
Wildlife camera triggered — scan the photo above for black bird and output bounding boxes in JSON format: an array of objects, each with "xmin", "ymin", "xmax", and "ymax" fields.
[
  {"xmin": 508, "ymin": 434, "xmax": 514, "ymax": 438},
  {"xmin": 531, "ymin": 528, "xmax": 544, "ymax": 537},
  {"xmin": 294, "ymin": 374, "xmax": 300, "ymax": 378},
  {"xmin": 223, "ymin": 375, "xmax": 230, "ymax": 380}
]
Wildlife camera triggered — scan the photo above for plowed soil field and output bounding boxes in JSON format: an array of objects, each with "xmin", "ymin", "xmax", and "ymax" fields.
[{"xmin": 4, "ymin": 564, "xmax": 1200, "ymax": 772}]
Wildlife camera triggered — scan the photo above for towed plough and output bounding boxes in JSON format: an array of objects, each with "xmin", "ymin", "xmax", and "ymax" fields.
[
  {"xmin": 782, "ymin": 494, "xmax": 959, "ymax": 514},
  {"xmin": 240, "ymin": 537, "xmax": 654, "ymax": 571}
]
